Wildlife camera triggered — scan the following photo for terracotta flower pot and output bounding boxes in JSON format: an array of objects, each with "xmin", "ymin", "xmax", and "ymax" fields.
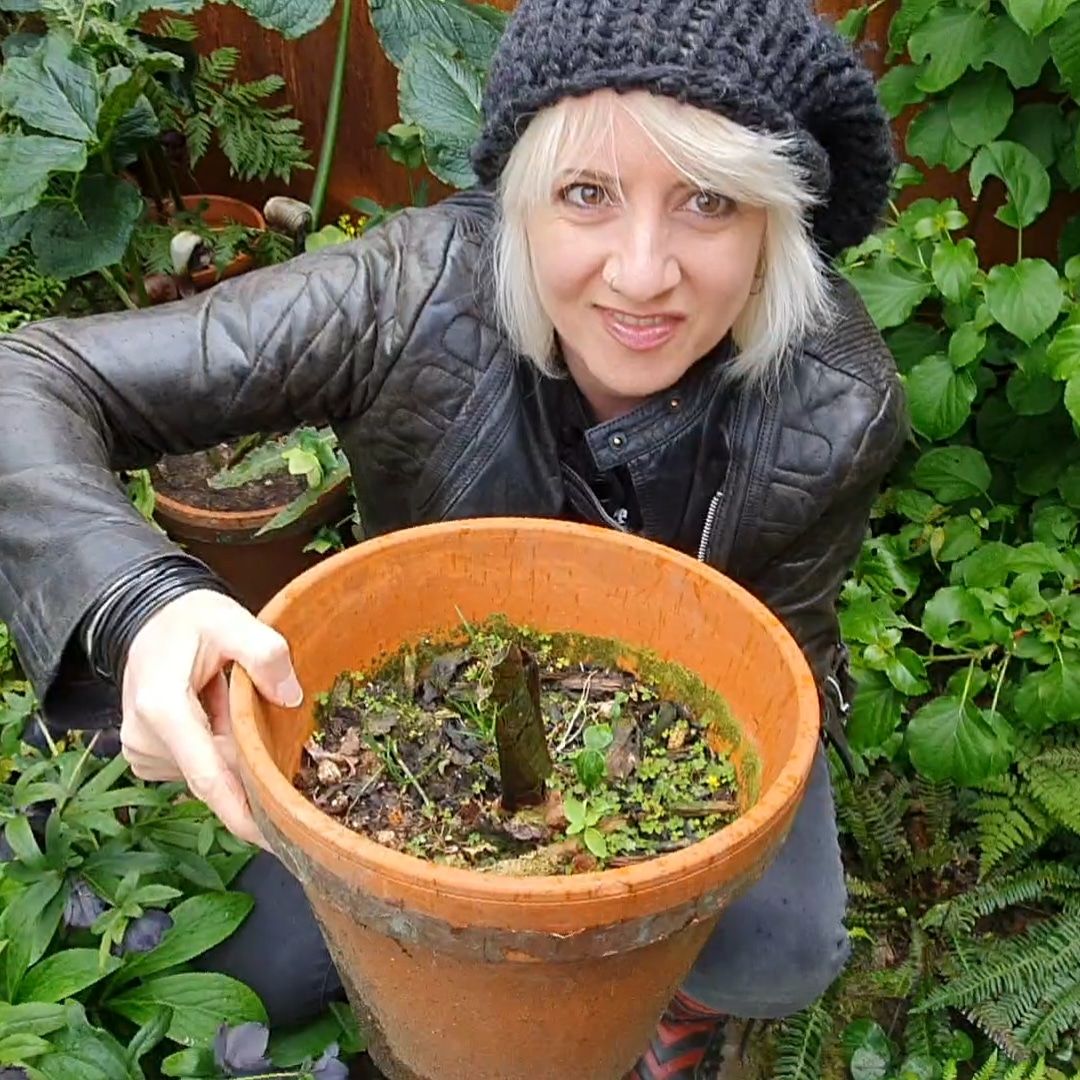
[
  {"xmin": 153, "ymin": 482, "xmax": 351, "ymax": 614},
  {"xmin": 229, "ymin": 518, "xmax": 821, "ymax": 1080}
]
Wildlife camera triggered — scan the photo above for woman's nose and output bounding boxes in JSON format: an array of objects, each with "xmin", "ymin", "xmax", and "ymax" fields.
[{"xmin": 603, "ymin": 218, "xmax": 681, "ymax": 301}]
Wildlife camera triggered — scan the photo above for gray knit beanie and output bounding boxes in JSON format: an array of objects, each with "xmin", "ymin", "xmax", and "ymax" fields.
[{"xmin": 470, "ymin": 0, "xmax": 896, "ymax": 256}]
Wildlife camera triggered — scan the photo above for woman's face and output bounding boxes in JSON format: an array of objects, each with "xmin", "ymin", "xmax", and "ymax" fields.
[{"xmin": 526, "ymin": 96, "xmax": 768, "ymax": 421}]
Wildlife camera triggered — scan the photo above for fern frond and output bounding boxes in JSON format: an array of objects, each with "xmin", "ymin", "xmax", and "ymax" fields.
[
  {"xmin": 155, "ymin": 16, "xmax": 197, "ymax": 40},
  {"xmin": 970, "ymin": 791, "xmax": 1053, "ymax": 876},
  {"xmin": 1020, "ymin": 749, "xmax": 1080, "ymax": 836},
  {"xmin": 973, "ymin": 1052, "xmax": 1002, "ymax": 1080},
  {"xmin": 921, "ymin": 862, "xmax": 1080, "ymax": 935},
  {"xmin": 771, "ymin": 999, "xmax": 832, "ymax": 1080},
  {"xmin": 836, "ymin": 771, "xmax": 912, "ymax": 876}
]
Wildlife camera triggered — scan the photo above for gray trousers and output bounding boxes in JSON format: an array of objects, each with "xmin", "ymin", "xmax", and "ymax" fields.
[{"xmin": 198, "ymin": 748, "xmax": 849, "ymax": 1025}]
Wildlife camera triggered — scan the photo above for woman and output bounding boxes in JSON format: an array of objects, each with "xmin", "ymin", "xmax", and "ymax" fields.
[{"xmin": 0, "ymin": 0, "xmax": 905, "ymax": 1076}]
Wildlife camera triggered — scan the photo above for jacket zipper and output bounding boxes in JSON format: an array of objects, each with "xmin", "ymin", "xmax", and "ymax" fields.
[
  {"xmin": 561, "ymin": 464, "xmax": 630, "ymax": 532},
  {"xmin": 696, "ymin": 489, "xmax": 723, "ymax": 562}
]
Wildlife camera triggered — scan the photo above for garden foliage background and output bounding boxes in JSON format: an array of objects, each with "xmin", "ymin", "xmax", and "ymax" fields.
[{"xmin": 6, "ymin": 0, "xmax": 1080, "ymax": 1077}]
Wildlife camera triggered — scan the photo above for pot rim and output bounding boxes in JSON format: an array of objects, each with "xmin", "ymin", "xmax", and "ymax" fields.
[{"xmin": 230, "ymin": 517, "xmax": 821, "ymax": 905}]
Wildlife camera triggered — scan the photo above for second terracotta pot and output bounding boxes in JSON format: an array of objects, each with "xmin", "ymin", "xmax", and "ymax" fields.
[{"xmin": 229, "ymin": 518, "xmax": 821, "ymax": 1080}]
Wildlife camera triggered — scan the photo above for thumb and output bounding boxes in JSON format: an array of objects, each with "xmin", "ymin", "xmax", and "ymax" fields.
[
  {"xmin": 216, "ymin": 605, "xmax": 304, "ymax": 708},
  {"xmin": 161, "ymin": 693, "xmax": 268, "ymax": 849}
]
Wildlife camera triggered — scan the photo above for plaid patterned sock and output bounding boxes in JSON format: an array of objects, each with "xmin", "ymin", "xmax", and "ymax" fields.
[{"xmin": 627, "ymin": 990, "xmax": 728, "ymax": 1080}]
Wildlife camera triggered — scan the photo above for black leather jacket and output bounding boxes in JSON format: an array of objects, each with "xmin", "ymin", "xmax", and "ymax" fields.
[{"xmin": 0, "ymin": 191, "xmax": 907, "ymax": 751}]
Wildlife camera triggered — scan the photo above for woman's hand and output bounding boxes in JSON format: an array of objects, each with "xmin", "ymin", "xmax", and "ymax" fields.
[{"xmin": 119, "ymin": 590, "xmax": 304, "ymax": 849}]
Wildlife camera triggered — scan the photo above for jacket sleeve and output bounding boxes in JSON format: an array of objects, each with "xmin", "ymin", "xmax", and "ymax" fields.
[
  {"xmin": 0, "ymin": 206, "xmax": 444, "ymax": 705},
  {"xmin": 739, "ymin": 373, "xmax": 909, "ymax": 760}
]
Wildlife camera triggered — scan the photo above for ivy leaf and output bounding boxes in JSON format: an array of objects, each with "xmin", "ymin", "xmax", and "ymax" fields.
[
  {"xmin": 947, "ymin": 68, "xmax": 1014, "ymax": 147},
  {"xmin": 30, "ymin": 173, "xmax": 145, "ymax": 280},
  {"xmin": 1049, "ymin": 3, "xmax": 1080, "ymax": 92},
  {"xmin": 922, "ymin": 586, "xmax": 993, "ymax": 645},
  {"xmin": 932, "ymin": 237, "xmax": 979, "ymax": 303},
  {"xmin": 986, "ymin": 14, "xmax": 1053, "ymax": 86},
  {"xmin": 0, "ymin": 134, "xmax": 86, "ymax": 219},
  {"xmin": 984, "ymin": 259, "xmax": 1064, "ymax": 344},
  {"xmin": 877, "ymin": 65, "xmax": 927, "ymax": 117},
  {"xmin": 906, "ymin": 696, "xmax": 1013, "ymax": 784},
  {"xmin": 0, "ymin": 37, "xmax": 99, "ymax": 142},
  {"xmin": 844, "ymin": 261, "xmax": 932, "ymax": 329},
  {"xmin": 912, "ymin": 446, "xmax": 992, "ymax": 502},
  {"xmin": 906, "ymin": 101, "xmax": 974, "ymax": 171},
  {"xmin": 1004, "ymin": 0, "xmax": 1074, "ymax": 36},
  {"xmin": 847, "ymin": 668, "xmax": 906, "ymax": 753},
  {"xmin": 970, "ymin": 141, "xmax": 1052, "ymax": 228},
  {"xmin": 905, "ymin": 355, "xmax": 977, "ymax": 439},
  {"xmin": 909, "ymin": 8, "xmax": 992, "ymax": 92}
]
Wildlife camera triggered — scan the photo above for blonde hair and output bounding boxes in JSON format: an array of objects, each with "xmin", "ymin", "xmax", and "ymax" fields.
[{"xmin": 491, "ymin": 90, "xmax": 834, "ymax": 387}]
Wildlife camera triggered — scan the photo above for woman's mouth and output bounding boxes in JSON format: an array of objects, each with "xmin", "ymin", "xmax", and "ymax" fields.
[{"xmin": 599, "ymin": 308, "xmax": 684, "ymax": 352}]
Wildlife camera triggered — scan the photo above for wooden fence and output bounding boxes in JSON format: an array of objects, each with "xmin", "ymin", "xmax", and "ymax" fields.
[{"xmin": 190, "ymin": 0, "xmax": 1079, "ymax": 265}]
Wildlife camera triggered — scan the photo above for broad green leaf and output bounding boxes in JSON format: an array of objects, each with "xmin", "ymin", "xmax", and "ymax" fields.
[
  {"xmin": 1004, "ymin": 0, "xmax": 1074, "ymax": 36},
  {"xmin": 1047, "ymin": 315, "xmax": 1080, "ymax": 377},
  {"xmin": 1050, "ymin": 4, "xmax": 1080, "ymax": 92},
  {"xmin": 912, "ymin": 446, "xmax": 992, "ymax": 502},
  {"xmin": 984, "ymin": 259, "xmax": 1063, "ymax": 343},
  {"xmin": 1014, "ymin": 659, "xmax": 1080, "ymax": 727},
  {"xmin": 109, "ymin": 98, "xmax": 160, "ymax": 169},
  {"xmin": 161, "ymin": 1047, "xmax": 216, "ymax": 1077},
  {"xmin": 844, "ymin": 261, "xmax": 932, "ymax": 329},
  {"xmin": 887, "ymin": 322, "xmax": 944, "ymax": 373},
  {"xmin": 0, "ymin": 212, "xmax": 31, "ymax": 257},
  {"xmin": 932, "ymin": 237, "xmax": 979, "ymax": 303},
  {"xmin": 0, "ymin": 1003, "xmax": 67, "ymax": 1042},
  {"xmin": 0, "ymin": 134, "xmax": 86, "ymax": 218},
  {"xmin": 369, "ymin": 0, "xmax": 506, "ymax": 69},
  {"xmin": 889, "ymin": 0, "xmax": 938, "ymax": 56},
  {"xmin": 905, "ymin": 101, "xmax": 974, "ymax": 171},
  {"xmin": 947, "ymin": 68, "xmax": 1014, "ymax": 147},
  {"xmin": 922, "ymin": 587, "xmax": 993, "ymax": 645},
  {"xmin": 876, "ymin": 65, "xmax": 927, "ymax": 117},
  {"xmin": 106, "ymin": 972, "xmax": 267, "ymax": 1046},
  {"xmin": 948, "ymin": 322, "xmax": 986, "ymax": 368},
  {"xmin": 1005, "ymin": 103, "xmax": 1070, "ymax": 167},
  {"xmin": 986, "ymin": 13, "xmax": 1053, "ymax": 86},
  {"xmin": 231, "ymin": 0, "xmax": 333, "ymax": 38},
  {"xmin": 1, "ymin": 873, "xmax": 64, "ymax": 1000},
  {"xmin": 25, "ymin": 1011, "xmax": 130, "ymax": 1080},
  {"xmin": 936, "ymin": 514, "xmax": 983, "ymax": 561},
  {"xmin": 0, "ymin": 1032, "xmax": 50, "ymax": 1063},
  {"xmin": 952, "ymin": 541, "xmax": 1017, "ymax": 588},
  {"xmin": 910, "ymin": 8, "xmax": 992, "ymax": 91},
  {"xmin": 1007, "ymin": 368, "xmax": 1062, "ymax": 414},
  {"xmin": 857, "ymin": 537, "xmax": 922, "ymax": 601},
  {"xmin": 905, "ymin": 355, "xmax": 977, "ymax": 439},
  {"xmin": 269, "ymin": 1011, "xmax": 345, "ymax": 1066},
  {"xmin": 420, "ymin": 132, "xmax": 476, "ymax": 190},
  {"xmin": 0, "ymin": 38, "xmax": 98, "ymax": 141},
  {"xmin": 851, "ymin": 1046, "xmax": 890, "ymax": 1080},
  {"xmin": 886, "ymin": 647, "xmax": 930, "ymax": 695},
  {"xmin": 115, "ymin": 892, "xmax": 254, "ymax": 984},
  {"xmin": 1065, "ymin": 372, "xmax": 1080, "ymax": 425},
  {"xmin": 846, "ymin": 669, "xmax": 905, "ymax": 754},
  {"xmin": 970, "ymin": 141, "xmax": 1052, "ymax": 228},
  {"xmin": 16, "ymin": 950, "xmax": 121, "ymax": 1004},
  {"xmin": 30, "ymin": 173, "xmax": 145, "ymax": 279},
  {"xmin": 906, "ymin": 696, "xmax": 1013, "ymax": 784},
  {"xmin": 399, "ymin": 46, "xmax": 484, "ymax": 189}
]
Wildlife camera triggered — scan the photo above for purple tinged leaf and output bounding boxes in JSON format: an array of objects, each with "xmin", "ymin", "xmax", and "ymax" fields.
[
  {"xmin": 213, "ymin": 1021, "xmax": 272, "ymax": 1077},
  {"xmin": 0, "ymin": 1068, "xmax": 30, "ymax": 1080},
  {"xmin": 118, "ymin": 909, "xmax": 173, "ymax": 954},
  {"xmin": 63, "ymin": 877, "xmax": 108, "ymax": 929},
  {"xmin": 0, "ymin": 834, "xmax": 13, "ymax": 863},
  {"xmin": 312, "ymin": 1044, "xmax": 349, "ymax": 1080}
]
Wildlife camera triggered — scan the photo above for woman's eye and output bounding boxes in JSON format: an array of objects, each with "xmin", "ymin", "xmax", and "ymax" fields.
[
  {"xmin": 562, "ymin": 183, "xmax": 608, "ymax": 208},
  {"xmin": 690, "ymin": 191, "xmax": 734, "ymax": 217}
]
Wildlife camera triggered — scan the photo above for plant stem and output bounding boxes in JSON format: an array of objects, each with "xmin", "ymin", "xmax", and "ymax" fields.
[
  {"xmin": 309, "ymin": 0, "xmax": 352, "ymax": 224},
  {"xmin": 391, "ymin": 742, "xmax": 432, "ymax": 809},
  {"xmin": 988, "ymin": 653, "xmax": 1011, "ymax": 719},
  {"xmin": 99, "ymin": 267, "xmax": 138, "ymax": 311},
  {"xmin": 138, "ymin": 149, "xmax": 166, "ymax": 215},
  {"xmin": 152, "ymin": 143, "xmax": 186, "ymax": 212}
]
